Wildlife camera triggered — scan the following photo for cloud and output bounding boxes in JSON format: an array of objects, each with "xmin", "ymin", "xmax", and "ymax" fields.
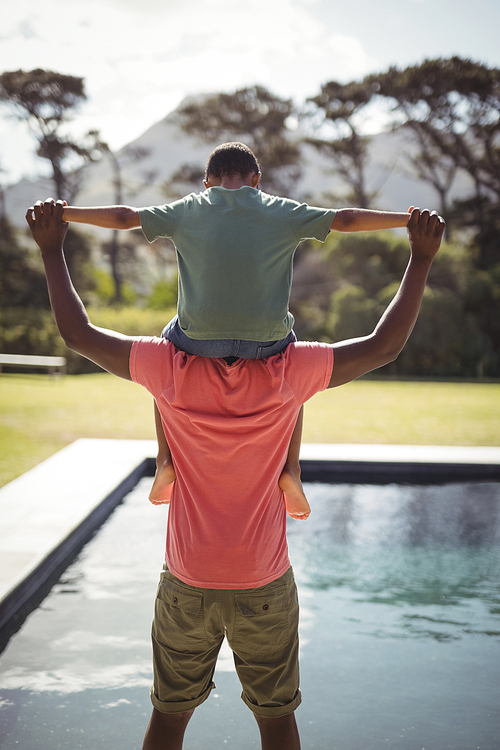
[{"xmin": 0, "ymin": 0, "xmax": 379, "ymax": 179}]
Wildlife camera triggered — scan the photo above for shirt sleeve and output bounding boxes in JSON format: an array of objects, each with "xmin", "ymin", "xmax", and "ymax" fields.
[
  {"xmin": 139, "ymin": 197, "xmax": 187, "ymax": 242},
  {"xmin": 129, "ymin": 337, "xmax": 173, "ymax": 396},
  {"xmin": 284, "ymin": 342, "xmax": 334, "ymax": 403},
  {"xmin": 287, "ymin": 201, "xmax": 337, "ymax": 243}
]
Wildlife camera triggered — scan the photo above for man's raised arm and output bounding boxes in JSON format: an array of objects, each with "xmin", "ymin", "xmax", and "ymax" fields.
[
  {"xmin": 328, "ymin": 208, "xmax": 445, "ymax": 388},
  {"xmin": 26, "ymin": 199, "xmax": 135, "ymax": 380}
]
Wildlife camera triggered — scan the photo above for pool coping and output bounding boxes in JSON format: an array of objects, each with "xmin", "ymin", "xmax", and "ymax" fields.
[{"xmin": 1, "ymin": 438, "xmax": 500, "ymax": 632}]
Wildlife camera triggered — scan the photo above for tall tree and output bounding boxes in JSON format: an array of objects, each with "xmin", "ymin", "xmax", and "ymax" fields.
[
  {"xmin": 368, "ymin": 57, "xmax": 500, "ymax": 263},
  {"xmin": 175, "ymin": 86, "xmax": 302, "ymax": 196},
  {"xmin": 306, "ymin": 80, "xmax": 375, "ymax": 208},
  {"xmin": 0, "ymin": 68, "xmax": 90, "ymax": 200},
  {"xmin": 86, "ymin": 131, "xmax": 153, "ymax": 303}
]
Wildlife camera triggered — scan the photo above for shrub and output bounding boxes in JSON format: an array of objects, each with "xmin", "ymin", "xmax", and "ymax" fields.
[{"xmin": 0, "ymin": 306, "xmax": 176, "ymax": 374}]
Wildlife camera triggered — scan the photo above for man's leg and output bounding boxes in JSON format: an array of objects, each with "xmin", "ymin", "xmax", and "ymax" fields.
[
  {"xmin": 254, "ymin": 712, "xmax": 301, "ymax": 750},
  {"xmin": 278, "ymin": 406, "xmax": 311, "ymax": 519},
  {"xmin": 149, "ymin": 400, "xmax": 176, "ymax": 505},
  {"xmin": 142, "ymin": 707, "xmax": 194, "ymax": 750}
]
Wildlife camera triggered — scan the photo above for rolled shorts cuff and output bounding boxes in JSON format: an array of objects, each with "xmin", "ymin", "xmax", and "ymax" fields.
[
  {"xmin": 241, "ymin": 688, "xmax": 302, "ymax": 718},
  {"xmin": 150, "ymin": 681, "xmax": 215, "ymax": 714}
]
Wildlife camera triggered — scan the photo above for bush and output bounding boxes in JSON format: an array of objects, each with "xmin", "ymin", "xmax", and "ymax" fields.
[
  {"xmin": 0, "ymin": 306, "xmax": 176, "ymax": 374},
  {"xmin": 147, "ymin": 278, "xmax": 178, "ymax": 310}
]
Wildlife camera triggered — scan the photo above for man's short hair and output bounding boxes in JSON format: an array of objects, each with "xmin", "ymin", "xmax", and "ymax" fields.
[{"xmin": 205, "ymin": 142, "xmax": 261, "ymax": 180}]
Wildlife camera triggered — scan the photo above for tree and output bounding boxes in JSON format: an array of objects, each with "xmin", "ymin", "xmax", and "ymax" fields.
[
  {"xmin": 306, "ymin": 80, "xmax": 376, "ymax": 208},
  {"xmin": 175, "ymin": 86, "xmax": 302, "ymax": 196},
  {"xmin": 161, "ymin": 163, "xmax": 205, "ymax": 200},
  {"xmin": 0, "ymin": 69, "xmax": 92, "ymax": 200},
  {"xmin": 85, "ymin": 131, "xmax": 154, "ymax": 303},
  {"xmin": 398, "ymin": 128, "xmax": 458, "ymax": 239},
  {"xmin": 298, "ymin": 231, "xmax": 500, "ymax": 376},
  {"xmin": 368, "ymin": 57, "xmax": 500, "ymax": 263},
  {"xmin": 0, "ymin": 215, "xmax": 49, "ymax": 308}
]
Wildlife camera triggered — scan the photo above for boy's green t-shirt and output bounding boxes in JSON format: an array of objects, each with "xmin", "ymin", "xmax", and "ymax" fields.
[{"xmin": 139, "ymin": 186, "xmax": 336, "ymax": 341}]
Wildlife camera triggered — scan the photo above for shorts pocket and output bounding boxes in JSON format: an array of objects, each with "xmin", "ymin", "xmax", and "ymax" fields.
[
  {"xmin": 232, "ymin": 585, "xmax": 290, "ymax": 656},
  {"xmin": 154, "ymin": 578, "xmax": 207, "ymax": 651}
]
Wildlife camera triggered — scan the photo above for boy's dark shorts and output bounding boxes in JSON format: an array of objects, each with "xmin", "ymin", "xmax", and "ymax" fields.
[{"xmin": 150, "ymin": 565, "xmax": 301, "ymax": 717}]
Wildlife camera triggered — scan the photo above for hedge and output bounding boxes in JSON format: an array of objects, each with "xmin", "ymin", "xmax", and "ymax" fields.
[{"xmin": 0, "ymin": 306, "xmax": 176, "ymax": 374}]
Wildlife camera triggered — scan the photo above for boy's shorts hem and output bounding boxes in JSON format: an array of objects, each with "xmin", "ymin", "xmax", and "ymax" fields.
[
  {"xmin": 162, "ymin": 315, "xmax": 296, "ymax": 359},
  {"xmin": 150, "ymin": 682, "xmax": 215, "ymax": 714},
  {"xmin": 241, "ymin": 688, "xmax": 302, "ymax": 717}
]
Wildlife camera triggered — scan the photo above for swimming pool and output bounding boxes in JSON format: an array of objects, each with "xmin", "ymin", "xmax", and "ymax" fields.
[{"xmin": 0, "ymin": 478, "xmax": 499, "ymax": 749}]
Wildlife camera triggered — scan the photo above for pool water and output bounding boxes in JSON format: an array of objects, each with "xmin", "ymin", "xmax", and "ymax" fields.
[{"xmin": 0, "ymin": 479, "xmax": 499, "ymax": 749}]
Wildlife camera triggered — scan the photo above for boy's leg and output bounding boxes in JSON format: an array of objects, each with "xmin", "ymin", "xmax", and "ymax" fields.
[
  {"xmin": 142, "ymin": 707, "xmax": 194, "ymax": 750},
  {"xmin": 254, "ymin": 712, "xmax": 301, "ymax": 750},
  {"xmin": 278, "ymin": 406, "xmax": 311, "ymax": 520},
  {"xmin": 149, "ymin": 400, "xmax": 176, "ymax": 505}
]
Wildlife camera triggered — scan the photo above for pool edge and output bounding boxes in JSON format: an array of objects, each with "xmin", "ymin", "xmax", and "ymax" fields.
[{"xmin": 1, "ymin": 439, "xmax": 500, "ymax": 633}]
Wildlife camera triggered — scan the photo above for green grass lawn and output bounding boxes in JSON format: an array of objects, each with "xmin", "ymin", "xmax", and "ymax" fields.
[{"xmin": 1, "ymin": 372, "xmax": 499, "ymax": 489}]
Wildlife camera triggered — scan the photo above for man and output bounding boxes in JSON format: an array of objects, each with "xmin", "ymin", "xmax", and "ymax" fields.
[
  {"xmin": 60, "ymin": 141, "xmax": 413, "ymax": 516},
  {"xmin": 26, "ymin": 199, "xmax": 445, "ymax": 750}
]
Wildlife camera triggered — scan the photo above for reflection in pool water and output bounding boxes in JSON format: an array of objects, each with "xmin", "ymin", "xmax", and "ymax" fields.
[{"xmin": 0, "ymin": 479, "xmax": 499, "ymax": 749}]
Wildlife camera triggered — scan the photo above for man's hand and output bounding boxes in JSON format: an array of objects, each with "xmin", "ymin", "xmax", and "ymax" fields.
[
  {"xmin": 26, "ymin": 198, "xmax": 68, "ymax": 253},
  {"xmin": 407, "ymin": 207, "xmax": 445, "ymax": 262}
]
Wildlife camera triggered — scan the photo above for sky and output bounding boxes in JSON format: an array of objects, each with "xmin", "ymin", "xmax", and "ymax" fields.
[{"xmin": 1, "ymin": 0, "xmax": 499, "ymax": 184}]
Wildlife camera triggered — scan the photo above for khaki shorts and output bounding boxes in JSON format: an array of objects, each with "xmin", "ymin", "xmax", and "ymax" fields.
[{"xmin": 150, "ymin": 565, "xmax": 301, "ymax": 717}]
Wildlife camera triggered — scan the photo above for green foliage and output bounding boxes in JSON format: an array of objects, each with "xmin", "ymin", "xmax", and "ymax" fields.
[
  {"xmin": 0, "ymin": 68, "xmax": 89, "ymax": 200},
  {"xmin": 62, "ymin": 227, "xmax": 96, "ymax": 303},
  {"xmin": 307, "ymin": 79, "xmax": 376, "ymax": 207},
  {"xmin": 0, "ymin": 68, "xmax": 85, "ymax": 122},
  {"xmin": 0, "ymin": 216, "xmax": 49, "ymax": 307},
  {"xmin": 0, "ymin": 307, "xmax": 66, "ymax": 357},
  {"xmin": 147, "ymin": 277, "xmax": 178, "ymax": 310},
  {"xmin": 367, "ymin": 57, "xmax": 500, "ymax": 263},
  {"xmin": 387, "ymin": 286, "xmax": 490, "ymax": 377},
  {"xmin": 92, "ymin": 268, "xmax": 137, "ymax": 305},
  {"xmin": 87, "ymin": 306, "xmax": 174, "ymax": 337},
  {"xmin": 0, "ymin": 306, "xmax": 175, "ymax": 374},
  {"xmin": 162, "ymin": 164, "xmax": 205, "ymax": 200},
  {"xmin": 176, "ymin": 86, "xmax": 301, "ymax": 195},
  {"xmin": 1, "ymin": 220, "xmax": 96, "ymax": 309},
  {"xmin": 326, "ymin": 284, "xmax": 380, "ymax": 342},
  {"xmin": 301, "ymin": 231, "xmax": 500, "ymax": 377},
  {"xmin": 324, "ymin": 231, "xmax": 408, "ymax": 296}
]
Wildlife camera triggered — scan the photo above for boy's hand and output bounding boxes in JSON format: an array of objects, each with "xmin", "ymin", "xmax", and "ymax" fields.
[
  {"xmin": 26, "ymin": 198, "xmax": 68, "ymax": 253},
  {"xmin": 407, "ymin": 207, "xmax": 445, "ymax": 262}
]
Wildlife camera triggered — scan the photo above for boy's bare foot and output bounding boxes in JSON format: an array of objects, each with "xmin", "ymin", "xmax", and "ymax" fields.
[
  {"xmin": 279, "ymin": 463, "xmax": 311, "ymax": 520},
  {"xmin": 149, "ymin": 459, "xmax": 176, "ymax": 505}
]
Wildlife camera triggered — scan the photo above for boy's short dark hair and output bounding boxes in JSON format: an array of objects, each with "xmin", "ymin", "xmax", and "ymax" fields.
[{"xmin": 205, "ymin": 142, "xmax": 261, "ymax": 180}]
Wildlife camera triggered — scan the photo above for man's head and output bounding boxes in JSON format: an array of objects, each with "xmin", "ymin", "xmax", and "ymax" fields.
[{"xmin": 204, "ymin": 142, "xmax": 261, "ymax": 189}]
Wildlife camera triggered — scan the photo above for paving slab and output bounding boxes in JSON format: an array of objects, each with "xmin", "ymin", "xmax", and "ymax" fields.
[{"xmin": 299, "ymin": 443, "xmax": 500, "ymax": 483}]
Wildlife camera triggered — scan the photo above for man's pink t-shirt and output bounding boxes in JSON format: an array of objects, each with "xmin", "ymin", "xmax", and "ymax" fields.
[{"xmin": 130, "ymin": 339, "xmax": 333, "ymax": 589}]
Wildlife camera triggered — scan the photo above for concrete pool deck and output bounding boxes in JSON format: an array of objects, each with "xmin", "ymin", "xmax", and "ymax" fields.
[{"xmin": 1, "ymin": 438, "xmax": 500, "ymax": 632}]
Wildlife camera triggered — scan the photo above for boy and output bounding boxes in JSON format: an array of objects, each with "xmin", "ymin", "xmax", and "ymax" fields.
[{"xmin": 61, "ymin": 142, "xmax": 412, "ymax": 519}]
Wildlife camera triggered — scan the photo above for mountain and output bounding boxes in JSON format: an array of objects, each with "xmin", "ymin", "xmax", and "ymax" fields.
[{"xmin": 5, "ymin": 98, "xmax": 474, "ymax": 231}]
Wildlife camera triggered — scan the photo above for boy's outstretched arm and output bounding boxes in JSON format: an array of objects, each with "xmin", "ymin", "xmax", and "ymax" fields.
[
  {"xmin": 328, "ymin": 207, "xmax": 445, "ymax": 388},
  {"xmin": 26, "ymin": 199, "xmax": 134, "ymax": 379},
  {"xmin": 62, "ymin": 204, "xmax": 140, "ymax": 230},
  {"xmin": 331, "ymin": 207, "xmax": 411, "ymax": 232}
]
